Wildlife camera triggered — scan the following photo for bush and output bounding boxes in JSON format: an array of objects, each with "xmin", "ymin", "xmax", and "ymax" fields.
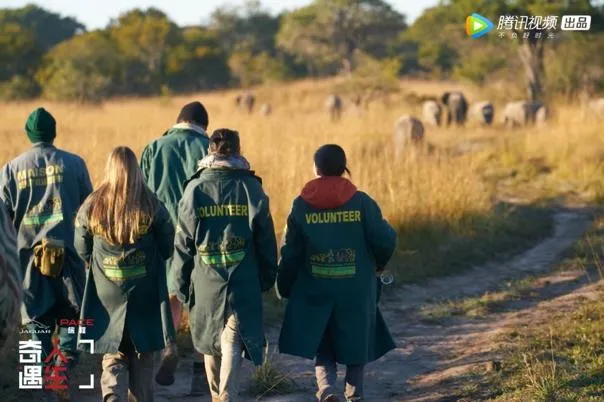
[
  {"xmin": 0, "ymin": 75, "xmax": 39, "ymax": 100},
  {"xmin": 36, "ymin": 32, "xmax": 119, "ymax": 102}
]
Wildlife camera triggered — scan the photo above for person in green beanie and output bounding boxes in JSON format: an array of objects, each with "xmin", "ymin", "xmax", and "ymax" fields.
[
  {"xmin": 140, "ymin": 101, "xmax": 211, "ymax": 391},
  {"xmin": 276, "ymin": 144, "xmax": 397, "ymax": 402},
  {"xmin": 0, "ymin": 107, "xmax": 93, "ymax": 401}
]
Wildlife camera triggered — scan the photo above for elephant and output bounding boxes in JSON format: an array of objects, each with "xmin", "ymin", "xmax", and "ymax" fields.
[
  {"xmin": 422, "ymin": 100, "xmax": 442, "ymax": 126},
  {"xmin": 393, "ymin": 115, "xmax": 425, "ymax": 158},
  {"xmin": 503, "ymin": 101, "xmax": 547, "ymax": 127},
  {"xmin": 239, "ymin": 92, "xmax": 255, "ymax": 113},
  {"xmin": 441, "ymin": 91, "xmax": 468, "ymax": 126},
  {"xmin": 259, "ymin": 103, "xmax": 272, "ymax": 116},
  {"xmin": 468, "ymin": 101, "xmax": 495, "ymax": 125},
  {"xmin": 325, "ymin": 94, "xmax": 343, "ymax": 122}
]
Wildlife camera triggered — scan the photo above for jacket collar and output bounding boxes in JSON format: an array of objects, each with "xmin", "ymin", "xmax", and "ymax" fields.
[
  {"xmin": 164, "ymin": 122, "xmax": 208, "ymax": 137},
  {"xmin": 183, "ymin": 168, "xmax": 263, "ymax": 191},
  {"xmin": 31, "ymin": 142, "xmax": 55, "ymax": 149},
  {"xmin": 300, "ymin": 176, "xmax": 357, "ymax": 209}
]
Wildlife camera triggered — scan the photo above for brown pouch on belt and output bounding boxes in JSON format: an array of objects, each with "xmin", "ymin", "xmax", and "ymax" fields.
[{"xmin": 33, "ymin": 238, "xmax": 65, "ymax": 278}]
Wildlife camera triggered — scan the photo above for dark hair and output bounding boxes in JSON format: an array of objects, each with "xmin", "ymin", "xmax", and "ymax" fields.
[
  {"xmin": 314, "ymin": 144, "xmax": 350, "ymax": 177},
  {"xmin": 210, "ymin": 129, "xmax": 241, "ymax": 156},
  {"xmin": 177, "ymin": 101, "xmax": 209, "ymax": 129}
]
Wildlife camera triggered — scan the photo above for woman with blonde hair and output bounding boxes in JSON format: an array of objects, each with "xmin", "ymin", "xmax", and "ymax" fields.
[{"xmin": 75, "ymin": 146, "xmax": 175, "ymax": 402}]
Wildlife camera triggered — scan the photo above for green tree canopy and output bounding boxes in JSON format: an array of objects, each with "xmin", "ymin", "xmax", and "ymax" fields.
[
  {"xmin": 108, "ymin": 8, "xmax": 181, "ymax": 94},
  {"xmin": 0, "ymin": 4, "xmax": 85, "ymax": 52},
  {"xmin": 277, "ymin": 0, "xmax": 407, "ymax": 76},
  {"xmin": 36, "ymin": 31, "xmax": 120, "ymax": 102},
  {"xmin": 166, "ymin": 27, "xmax": 231, "ymax": 91},
  {"xmin": 0, "ymin": 22, "xmax": 39, "ymax": 81}
]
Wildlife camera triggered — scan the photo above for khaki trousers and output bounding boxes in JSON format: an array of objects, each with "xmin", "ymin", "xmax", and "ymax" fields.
[
  {"xmin": 101, "ymin": 335, "xmax": 154, "ymax": 402},
  {"xmin": 204, "ymin": 314, "xmax": 243, "ymax": 402}
]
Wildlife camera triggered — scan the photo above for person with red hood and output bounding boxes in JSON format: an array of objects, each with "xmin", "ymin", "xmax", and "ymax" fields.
[{"xmin": 276, "ymin": 144, "xmax": 397, "ymax": 402}]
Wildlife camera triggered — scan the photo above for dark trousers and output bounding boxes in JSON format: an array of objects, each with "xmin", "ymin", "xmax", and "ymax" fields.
[{"xmin": 315, "ymin": 322, "xmax": 364, "ymax": 402}]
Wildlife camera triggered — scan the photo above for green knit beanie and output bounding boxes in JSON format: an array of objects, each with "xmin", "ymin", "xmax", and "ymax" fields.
[{"xmin": 25, "ymin": 107, "xmax": 56, "ymax": 143}]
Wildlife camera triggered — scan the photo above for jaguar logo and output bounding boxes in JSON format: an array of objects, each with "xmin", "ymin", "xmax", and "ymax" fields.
[{"xmin": 20, "ymin": 319, "xmax": 52, "ymax": 334}]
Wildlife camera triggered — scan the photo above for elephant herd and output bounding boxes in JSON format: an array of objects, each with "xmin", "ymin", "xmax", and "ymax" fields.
[
  {"xmin": 234, "ymin": 91, "xmax": 346, "ymax": 121},
  {"xmin": 232, "ymin": 90, "xmax": 604, "ymax": 158},
  {"xmin": 419, "ymin": 92, "xmax": 550, "ymax": 129},
  {"xmin": 235, "ymin": 92, "xmax": 272, "ymax": 116},
  {"xmin": 394, "ymin": 92, "xmax": 559, "ymax": 156}
]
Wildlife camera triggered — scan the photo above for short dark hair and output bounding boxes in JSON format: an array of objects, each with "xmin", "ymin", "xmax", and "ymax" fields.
[
  {"xmin": 176, "ymin": 101, "xmax": 209, "ymax": 129},
  {"xmin": 210, "ymin": 129, "xmax": 241, "ymax": 156},
  {"xmin": 314, "ymin": 144, "xmax": 350, "ymax": 177}
]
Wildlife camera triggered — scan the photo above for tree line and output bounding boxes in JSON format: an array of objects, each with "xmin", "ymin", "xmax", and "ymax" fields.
[{"xmin": 1, "ymin": 0, "xmax": 603, "ymax": 102}]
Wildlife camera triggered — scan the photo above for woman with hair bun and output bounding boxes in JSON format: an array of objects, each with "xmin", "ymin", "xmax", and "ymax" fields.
[
  {"xmin": 277, "ymin": 144, "xmax": 397, "ymax": 402},
  {"xmin": 173, "ymin": 129, "xmax": 278, "ymax": 402}
]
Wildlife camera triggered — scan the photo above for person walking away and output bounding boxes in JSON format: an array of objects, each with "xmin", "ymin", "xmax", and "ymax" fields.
[
  {"xmin": 276, "ymin": 144, "xmax": 397, "ymax": 402},
  {"xmin": 0, "ymin": 107, "xmax": 93, "ymax": 401},
  {"xmin": 140, "ymin": 101, "xmax": 211, "ymax": 390},
  {"xmin": 173, "ymin": 129, "xmax": 278, "ymax": 402},
  {"xmin": 74, "ymin": 147, "xmax": 176, "ymax": 402},
  {"xmin": 0, "ymin": 202, "xmax": 22, "ymax": 352}
]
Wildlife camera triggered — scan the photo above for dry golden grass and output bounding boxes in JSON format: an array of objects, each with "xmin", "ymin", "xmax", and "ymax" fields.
[
  {"xmin": 0, "ymin": 79, "xmax": 486, "ymax": 231},
  {"xmin": 0, "ymin": 78, "xmax": 601, "ymax": 279}
]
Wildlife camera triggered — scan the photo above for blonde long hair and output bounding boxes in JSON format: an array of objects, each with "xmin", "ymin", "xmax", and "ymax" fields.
[{"xmin": 88, "ymin": 147, "xmax": 156, "ymax": 245}]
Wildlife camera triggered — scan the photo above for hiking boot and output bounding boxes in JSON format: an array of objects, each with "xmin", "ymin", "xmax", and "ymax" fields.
[
  {"xmin": 155, "ymin": 343, "xmax": 179, "ymax": 386},
  {"xmin": 189, "ymin": 361, "xmax": 209, "ymax": 396}
]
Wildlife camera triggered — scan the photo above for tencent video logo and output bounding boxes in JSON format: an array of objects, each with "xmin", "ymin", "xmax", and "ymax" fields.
[{"xmin": 466, "ymin": 13, "xmax": 494, "ymax": 38}]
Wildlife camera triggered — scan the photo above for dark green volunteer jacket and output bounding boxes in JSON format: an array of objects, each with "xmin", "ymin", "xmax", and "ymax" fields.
[
  {"xmin": 141, "ymin": 123, "xmax": 210, "ymax": 294},
  {"xmin": 277, "ymin": 176, "xmax": 397, "ymax": 365},
  {"xmin": 0, "ymin": 143, "xmax": 92, "ymax": 324},
  {"xmin": 173, "ymin": 168, "xmax": 278, "ymax": 365},
  {"xmin": 0, "ymin": 202, "xmax": 22, "ymax": 350},
  {"xmin": 74, "ymin": 198, "xmax": 176, "ymax": 354}
]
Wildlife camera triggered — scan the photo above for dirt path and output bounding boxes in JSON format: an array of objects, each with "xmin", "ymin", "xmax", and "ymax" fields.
[{"xmin": 73, "ymin": 209, "xmax": 596, "ymax": 402}]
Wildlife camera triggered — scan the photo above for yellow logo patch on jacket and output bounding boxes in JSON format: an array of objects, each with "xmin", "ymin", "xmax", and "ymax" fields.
[
  {"xmin": 103, "ymin": 251, "xmax": 147, "ymax": 281},
  {"xmin": 16, "ymin": 165, "xmax": 64, "ymax": 189},
  {"xmin": 199, "ymin": 204, "xmax": 249, "ymax": 218},
  {"xmin": 305, "ymin": 210, "xmax": 361, "ymax": 224}
]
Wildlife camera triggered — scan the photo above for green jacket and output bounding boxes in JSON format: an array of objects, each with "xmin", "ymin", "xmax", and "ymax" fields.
[
  {"xmin": 141, "ymin": 123, "xmax": 210, "ymax": 295},
  {"xmin": 173, "ymin": 168, "xmax": 278, "ymax": 365},
  {"xmin": 0, "ymin": 202, "xmax": 22, "ymax": 350},
  {"xmin": 0, "ymin": 143, "xmax": 92, "ymax": 324},
  {"xmin": 74, "ymin": 198, "xmax": 176, "ymax": 354},
  {"xmin": 277, "ymin": 176, "xmax": 397, "ymax": 365}
]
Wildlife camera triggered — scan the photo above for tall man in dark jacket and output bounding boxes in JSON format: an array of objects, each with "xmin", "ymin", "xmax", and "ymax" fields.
[
  {"xmin": 0, "ymin": 107, "xmax": 93, "ymax": 400},
  {"xmin": 140, "ymin": 101, "xmax": 211, "ymax": 391}
]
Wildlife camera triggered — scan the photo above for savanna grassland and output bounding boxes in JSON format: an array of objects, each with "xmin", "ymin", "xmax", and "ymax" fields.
[
  {"xmin": 2, "ymin": 78, "xmax": 604, "ymax": 401},
  {"xmin": 1, "ymin": 78, "xmax": 603, "ymax": 281}
]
